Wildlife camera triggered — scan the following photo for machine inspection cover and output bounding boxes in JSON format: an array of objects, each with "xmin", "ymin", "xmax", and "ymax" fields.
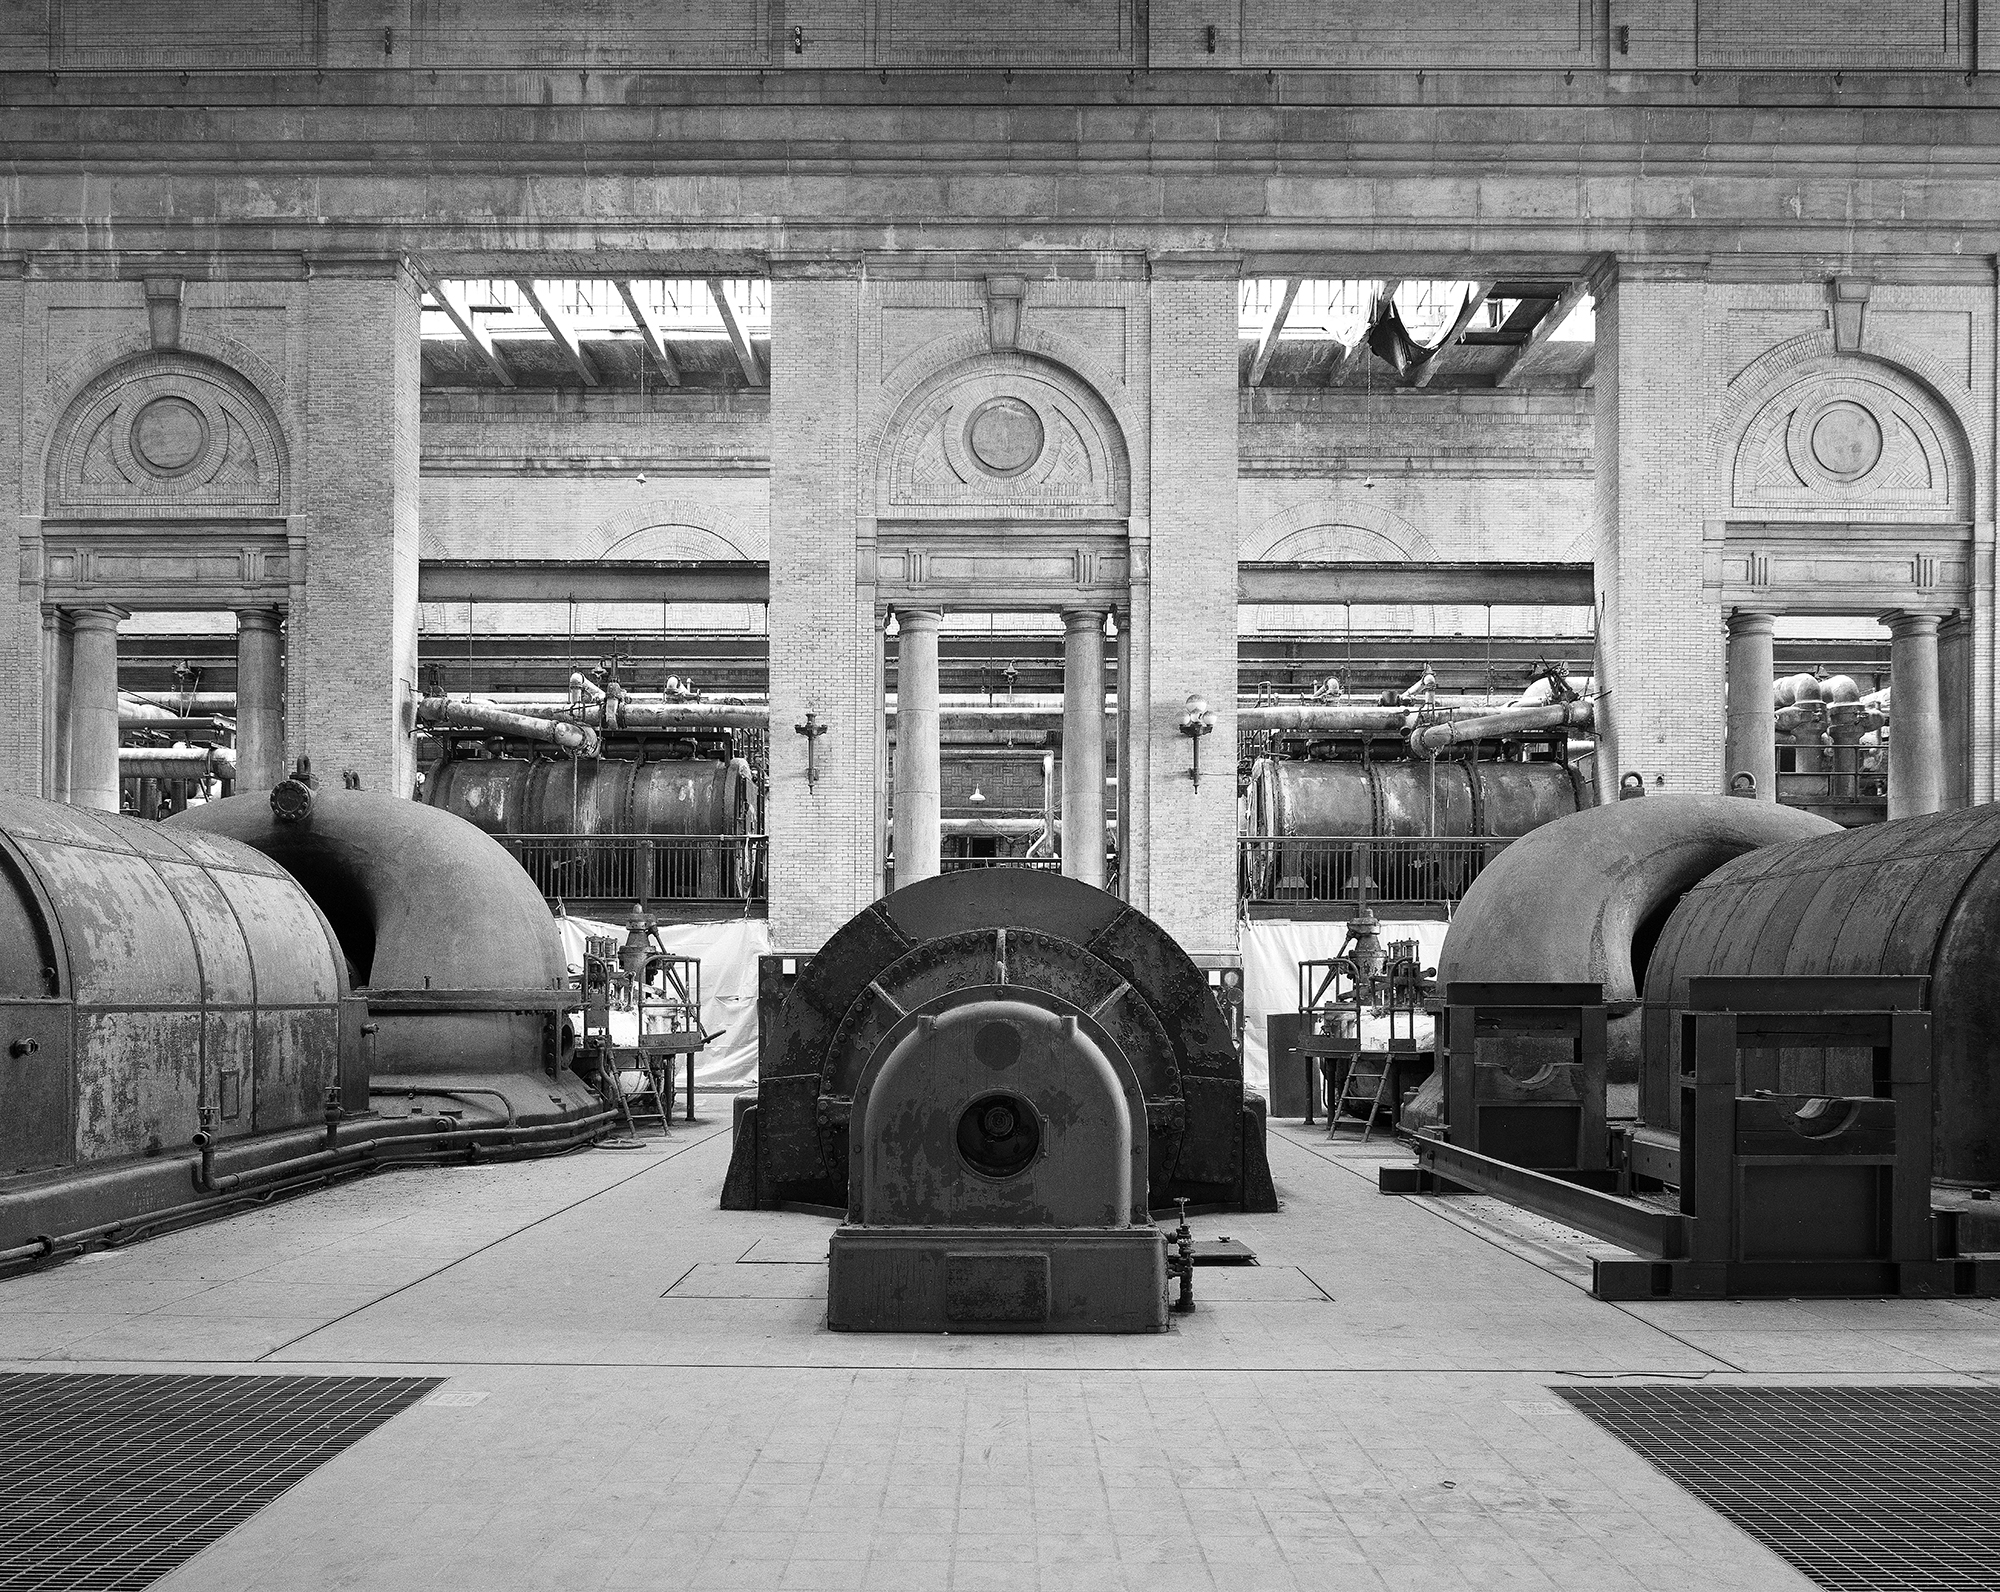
[{"xmin": 1557, "ymin": 1384, "xmax": 2000, "ymax": 1590}]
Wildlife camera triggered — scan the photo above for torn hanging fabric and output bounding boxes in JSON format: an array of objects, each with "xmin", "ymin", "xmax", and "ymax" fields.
[{"xmin": 1364, "ymin": 293, "xmax": 1431, "ymax": 377}]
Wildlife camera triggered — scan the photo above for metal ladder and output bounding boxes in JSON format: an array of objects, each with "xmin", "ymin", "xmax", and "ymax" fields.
[{"xmin": 1329, "ymin": 1055, "xmax": 1394, "ymax": 1143}]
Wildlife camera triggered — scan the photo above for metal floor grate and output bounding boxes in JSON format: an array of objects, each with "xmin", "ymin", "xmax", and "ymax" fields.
[
  {"xmin": 0, "ymin": 1372, "xmax": 440, "ymax": 1591},
  {"xmin": 1558, "ymin": 1385, "xmax": 2000, "ymax": 1591}
]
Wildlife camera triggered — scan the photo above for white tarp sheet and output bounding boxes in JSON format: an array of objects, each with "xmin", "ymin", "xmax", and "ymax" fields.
[
  {"xmin": 558, "ymin": 914, "xmax": 772, "ymax": 1091},
  {"xmin": 1239, "ymin": 917, "xmax": 1450, "ymax": 1098}
]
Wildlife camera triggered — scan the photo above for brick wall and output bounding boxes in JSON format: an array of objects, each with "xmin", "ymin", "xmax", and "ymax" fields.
[
  {"xmin": 1140, "ymin": 272, "xmax": 1239, "ymax": 958},
  {"xmin": 766, "ymin": 265, "xmax": 880, "ymax": 950},
  {"xmin": 292, "ymin": 265, "xmax": 420, "ymax": 797},
  {"xmin": 1594, "ymin": 267, "xmax": 1724, "ymax": 794},
  {"xmin": 0, "ymin": 265, "xmax": 28, "ymax": 796}
]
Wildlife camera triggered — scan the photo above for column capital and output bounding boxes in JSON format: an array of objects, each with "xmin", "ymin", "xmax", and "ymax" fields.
[
  {"xmin": 1880, "ymin": 608, "xmax": 1944, "ymax": 637},
  {"xmin": 891, "ymin": 607, "xmax": 943, "ymax": 631},
  {"xmin": 1725, "ymin": 609, "xmax": 1777, "ymax": 635},
  {"xmin": 235, "ymin": 606, "xmax": 286, "ymax": 633},
  {"xmin": 1060, "ymin": 606, "xmax": 1110, "ymax": 629},
  {"xmin": 68, "ymin": 607, "xmax": 129, "ymax": 631}
]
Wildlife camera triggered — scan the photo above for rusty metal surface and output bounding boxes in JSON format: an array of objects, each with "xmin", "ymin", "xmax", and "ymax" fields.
[
  {"xmin": 1641, "ymin": 805, "xmax": 2000, "ymax": 1182},
  {"xmin": 853, "ymin": 991, "xmax": 1145, "ymax": 1228},
  {"xmin": 0, "ymin": 791, "xmax": 350, "ymax": 1174},
  {"xmin": 168, "ymin": 788, "xmax": 599, "ymax": 1128},
  {"xmin": 1437, "ymin": 795, "xmax": 1839, "ymax": 1083},
  {"xmin": 424, "ymin": 755, "xmax": 755, "ymax": 838},
  {"xmin": 1248, "ymin": 757, "xmax": 1586, "ymax": 842},
  {"xmin": 726, "ymin": 870, "xmax": 1276, "ymax": 1214}
]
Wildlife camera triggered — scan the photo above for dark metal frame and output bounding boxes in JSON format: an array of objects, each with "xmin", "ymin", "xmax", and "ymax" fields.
[{"xmin": 1440, "ymin": 980, "xmax": 1607, "ymax": 1174}]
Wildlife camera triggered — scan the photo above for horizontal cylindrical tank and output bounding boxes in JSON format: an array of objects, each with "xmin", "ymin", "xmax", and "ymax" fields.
[
  {"xmin": 1438, "ymin": 795, "xmax": 1840, "ymax": 1082},
  {"xmin": 0, "ymin": 791, "xmax": 356, "ymax": 1176},
  {"xmin": 422, "ymin": 755, "xmax": 757, "ymax": 840},
  {"xmin": 167, "ymin": 784, "xmax": 600, "ymax": 1131},
  {"xmin": 1248, "ymin": 757, "xmax": 1590, "ymax": 842},
  {"xmin": 1640, "ymin": 804, "xmax": 2000, "ymax": 1183}
]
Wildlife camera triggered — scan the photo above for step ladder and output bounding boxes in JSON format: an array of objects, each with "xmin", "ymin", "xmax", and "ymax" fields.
[
  {"xmin": 1329, "ymin": 1055, "xmax": 1394, "ymax": 1143},
  {"xmin": 619, "ymin": 1051, "xmax": 675, "ymax": 1136}
]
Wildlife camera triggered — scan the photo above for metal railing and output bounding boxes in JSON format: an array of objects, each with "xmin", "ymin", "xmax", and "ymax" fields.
[
  {"xmin": 498, "ymin": 834, "xmax": 766, "ymax": 908},
  {"xmin": 941, "ymin": 855, "xmax": 1063, "ymax": 873},
  {"xmin": 1240, "ymin": 835, "xmax": 1507, "ymax": 908}
]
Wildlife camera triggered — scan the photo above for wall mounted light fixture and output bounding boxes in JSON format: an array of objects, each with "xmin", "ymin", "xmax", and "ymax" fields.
[
  {"xmin": 795, "ymin": 712, "xmax": 829, "ymax": 790},
  {"xmin": 1179, "ymin": 693, "xmax": 1215, "ymax": 788}
]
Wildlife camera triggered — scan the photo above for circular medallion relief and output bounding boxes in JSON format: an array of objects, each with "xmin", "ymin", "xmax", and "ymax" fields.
[
  {"xmin": 1808, "ymin": 401, "xmax": 1884, "ymax": 482},
  {"xmin": 130, "ymin": 396, "xmax": 209, "ymax": 477},
  {"xmin": 964, "ymin": 396, "xmax": 1045, "ymax": 478}
]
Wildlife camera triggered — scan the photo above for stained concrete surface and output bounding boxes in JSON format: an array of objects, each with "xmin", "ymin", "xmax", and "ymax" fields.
[{"xmin": 8, "ymin": 1116, "xmax": 1992, "ymax": 1589}]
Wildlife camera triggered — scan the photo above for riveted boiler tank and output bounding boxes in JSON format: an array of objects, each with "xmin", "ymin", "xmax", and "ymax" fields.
[
  {"xmin": 1639, "ymin": 803, "xmax": 2000, "ymax": 1184},
  {"xmin": 424, "ymin": 754, "xmax": 757, "ymax": 839},
  {"xmin": 1246, "ymin": 757, "xmax": 1590, "ymax": 899},
  {"xmin": 168, "ymin": 781, "xmax": 603, "ymax": 1132},
  {"xmin": 0, "ymin": 791, "xmax": 360, "ymax": 1233},
  {"xmin": 725, "ymin": 871, "xmax": 1275, "ymax": 1330}
]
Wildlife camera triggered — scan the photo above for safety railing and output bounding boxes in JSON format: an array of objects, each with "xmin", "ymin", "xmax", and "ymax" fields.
[
  {"xmin": 498, "ymin": 834, "xmax": 766, "ymax": 909},
  {"xmin": 1239, "ymin": 835, "xmax": 1507, "ymax": 909},
  {"xmin": 940, "ymin": 855, "xmax": 1064, "ymax": 873}
]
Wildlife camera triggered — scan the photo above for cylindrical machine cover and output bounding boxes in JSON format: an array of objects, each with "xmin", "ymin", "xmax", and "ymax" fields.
[
  {"xmin": 0, "ymin": 792, "xmax": 351, "ymax": 1171},
  {"xmin": 167, "ymin": 788, "xmax": 598, "ymax": 1127},
  {"xmin": 857, "ymin": 993, "xmax": 1139, "ymax": 1227},
  {"xmin": 1438, "ymin": 795, "xmax": 1840, "ymax": 1083},
  {"xmin": 1640, "ymin": 804, "xmax": 2000, "ymax": 1181}
]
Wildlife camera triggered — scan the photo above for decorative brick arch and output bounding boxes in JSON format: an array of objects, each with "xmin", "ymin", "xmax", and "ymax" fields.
[
  {"xmin": 1243, "ymin": 500, "xmax": 1463, "ymax": 637},
  {"xmin": 873, "ymin": 348, "xmax": 1131, "ymax": 522},
  {"xmin": 1720, "ymin": 336, "xmax": 1974, "ymax": 519},
  {"xmin": 586, "ymin": 513, "xmax": 765, "ymax": 561},
  {"xmin": 44, "ymin": 349, "xmax": 290, "ymax": 520}
]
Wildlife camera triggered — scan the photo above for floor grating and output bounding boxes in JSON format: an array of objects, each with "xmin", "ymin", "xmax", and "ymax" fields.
[
  {"xmin": 0, "ymin": 1371, "xmax": 441, "ymax": 1590},
  {"xmin": 1558, "ymin": 1384, "xmax": 2000, "ymax": 1591}
]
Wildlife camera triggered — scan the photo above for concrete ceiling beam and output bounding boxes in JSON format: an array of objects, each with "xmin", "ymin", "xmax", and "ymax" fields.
[
  {"xmin": 1246, "ymin": 275, "xmax": 1301, "ymax": 387},
  {"xmin": 707, "ymin": 278, "xmax": 765, "ymax": 387},
  {"xmin": 615, "ymin": 280, "xmax": 682, "ymax": 386},
  {"xmin": 1411, "ymin": 280, "xmax": 1492, "ymax": 389},
  {"xmin": 1493, "ymin": 275, "xmax": 1592, "ymax": 388},
  {"xmin": 419, "ymin": 271, "xmax": 515, "ymax": 387},
  {"xmin": 514, "ymin": 278, "xmax": 601, "ymax": 386}
]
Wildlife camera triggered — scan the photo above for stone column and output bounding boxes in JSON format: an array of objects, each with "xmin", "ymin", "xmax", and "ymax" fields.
[
  {"xmin": 890, "ymin": 610, "xmax": 943, "ymax": 888},
  {"xmin": 235, "ymin": 607, "xmax": 286, "ymax": 793},
  {"xmin": 1061, "ymin": 608, "xmax": 1108, "ymax": 888},
  {"xmin": 1940, "ymin": 611, "xmax": 1971, "ymax": 811},
  {"xmin": 1883, "ymin": 609, "xmax": 1945, "ymax": 820},
  {"xmin": 1722, "ymin": 610, "xmax": 1777, "ymax": 800},
  {"xmin": 293, "ymin": 262, "xmax": 421, "ymax": 796},
  {"xmin": 68, "ymin": 608, "xmax": 124, "ymax": 813},
  {"xmin": 42, "ymin": 611, "xmax": 73, "ymax": 802}
]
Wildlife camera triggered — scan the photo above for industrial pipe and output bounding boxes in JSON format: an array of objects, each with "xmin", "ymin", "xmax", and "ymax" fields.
[
  {"xmin": 417, "ymin": 695, "xmax": 601, "ymax": 756},
  {"xmin": 118, "ymin": 745, "xmax": 237, "ymax": 782},
  {"xmin": 123, "ymin": 691, "xmax": 238, "ymax": 715},
  {"xmin": 1239, "ymin": 704, "xmax": 1411, "ymax": 735},
  {"xmin": 1406, "ymin": 699, "xmax": 1596, "ymax": 754}
]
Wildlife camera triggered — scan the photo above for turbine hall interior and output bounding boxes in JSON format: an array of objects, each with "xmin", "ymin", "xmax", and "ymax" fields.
[{"xmin": 11, "ymin": 14, "xmax": 2000, "ymax": 1582}]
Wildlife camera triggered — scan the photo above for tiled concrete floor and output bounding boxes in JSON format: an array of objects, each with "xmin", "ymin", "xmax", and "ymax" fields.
[{"xmin": 9, "ymin": 1116, "xmax": 1996, "ymax": 1589}]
